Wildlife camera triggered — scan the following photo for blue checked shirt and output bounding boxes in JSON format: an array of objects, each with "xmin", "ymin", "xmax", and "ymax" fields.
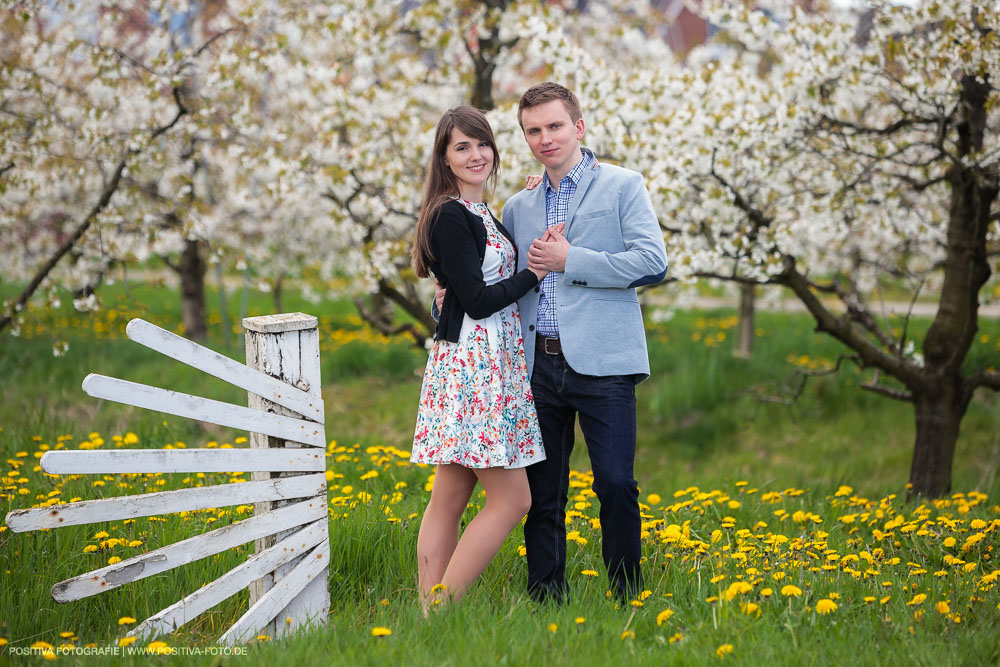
[{"xmin": 535, "ymin": 148, "xmax": 595, "ymax": 338}]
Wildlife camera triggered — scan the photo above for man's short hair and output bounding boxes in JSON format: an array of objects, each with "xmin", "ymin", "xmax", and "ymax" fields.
[{"xmin": 517, "ymin": 82, "xmax": 582, "ymax": 129}]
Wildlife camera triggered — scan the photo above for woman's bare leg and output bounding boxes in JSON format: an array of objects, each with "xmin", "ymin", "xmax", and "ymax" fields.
[
  {"xmin": 416, "ymin": 464, "xmax": 478, "ymax": 610},
  {"xmin": 436, "ymin": 466, "xmax": 531, "ymax": 604}
]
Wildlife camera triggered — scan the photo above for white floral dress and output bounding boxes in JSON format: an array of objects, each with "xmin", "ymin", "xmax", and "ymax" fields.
[{"xmin": 411, "ymin": 200, "xmax": 545, "ymax": 469}]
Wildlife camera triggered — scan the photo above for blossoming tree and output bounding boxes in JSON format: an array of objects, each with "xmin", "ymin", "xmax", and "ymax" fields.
[{"xmin": 640, "ymin": 0, "xmax": 999, "ymax": 496}]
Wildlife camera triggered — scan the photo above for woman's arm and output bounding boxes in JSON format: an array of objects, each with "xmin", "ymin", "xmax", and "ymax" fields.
[{"xmin": 432, "ymin": 205, "xmax": 542, "ymax": 320}]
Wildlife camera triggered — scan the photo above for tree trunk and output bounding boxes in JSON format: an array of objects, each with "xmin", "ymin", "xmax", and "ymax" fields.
[
  {"xmin": 271, "ymin": 272, "xmax": 284, "ymax": 314},
  {"xmin": 179, "ymin": 238, "xmax": 207, "ymax": 340},
  {"xmin": 908, "ymin": 383, "xmax": 969, "ymax": 498},
  {"xmin": 734, "ymin": 283, "xmax": 755, "ymax": 358},
  {"xmin": 910, "ymin": 73, "xmax": 997, "ymax": 497}
]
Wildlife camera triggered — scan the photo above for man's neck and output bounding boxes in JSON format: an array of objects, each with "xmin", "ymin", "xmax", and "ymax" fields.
[{"xmin": 544, "ymin": 149, "xmax": 585, "ymax": 192}]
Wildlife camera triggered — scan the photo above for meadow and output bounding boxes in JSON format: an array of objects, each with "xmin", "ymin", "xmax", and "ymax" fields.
[{"xmin": 1, "ymin": 281, "xmax": 998, "ymax": 666}]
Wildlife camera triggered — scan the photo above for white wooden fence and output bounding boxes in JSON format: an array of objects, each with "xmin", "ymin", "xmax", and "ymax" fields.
[{"xmin": 4, "ymin": 313, "xmax": 330, "ymax": 645}]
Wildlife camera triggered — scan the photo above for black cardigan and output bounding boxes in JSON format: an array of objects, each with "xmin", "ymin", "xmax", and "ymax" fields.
[{"xmin": 429, "ymin": 199, "xmax": 540, "ymax": 342}]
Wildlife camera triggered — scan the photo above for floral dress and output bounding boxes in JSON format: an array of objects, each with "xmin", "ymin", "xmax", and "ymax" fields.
[{"xmin": 411, "ymin": 199, "xmax": 545, "ymax": 469}]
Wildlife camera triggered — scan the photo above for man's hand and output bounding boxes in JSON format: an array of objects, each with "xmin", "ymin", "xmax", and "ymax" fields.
[
  {"xmin": 540, "ymin": 222, "xmax": 564, "ymax": 242},
  {"xmin": 528, "ymin": 227, "xmax": 570, "ymax": 273},
  {"xmin": 434, "ymin": 280, "xmax": 446, "ymax": 312}
]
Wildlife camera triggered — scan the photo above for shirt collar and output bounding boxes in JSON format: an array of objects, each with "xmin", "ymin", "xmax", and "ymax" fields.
[{"xmin": 543, "ymin": 147, "xmax": 596, "ymax": 193}]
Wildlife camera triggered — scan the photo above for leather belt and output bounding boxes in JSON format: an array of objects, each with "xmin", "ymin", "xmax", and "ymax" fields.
[{"xmin": 536, "ymin": 335, "xmax": 562, "ymax": 355}]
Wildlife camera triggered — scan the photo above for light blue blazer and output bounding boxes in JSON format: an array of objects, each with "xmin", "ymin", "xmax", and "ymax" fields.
[{"xmin": 502, "ymin": 153, "xmax": 668, "ymax": 383}]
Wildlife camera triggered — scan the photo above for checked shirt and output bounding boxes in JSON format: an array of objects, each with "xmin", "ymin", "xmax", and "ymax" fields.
[{"xmin": 535, "ymin": 148, "xmax": 595, "ymax": 338}]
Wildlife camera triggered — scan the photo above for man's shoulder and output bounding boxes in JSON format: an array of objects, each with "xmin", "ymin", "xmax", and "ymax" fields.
[
  {"xmin": 594, "ymin": 161, "xmax": 643, "ymax": 185},
  {"xmin": 501, "ymin": 187, "xmax": 534, "ymax": 217}
]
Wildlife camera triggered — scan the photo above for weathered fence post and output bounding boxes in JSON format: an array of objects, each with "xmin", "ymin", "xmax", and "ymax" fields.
[
  {"xmin": 243, "ymin": 313, "xmax": 329, "ymax": 638},
  {"xmin": 3, "ymin": 315, "xmax": 330, "ymax": 646}
]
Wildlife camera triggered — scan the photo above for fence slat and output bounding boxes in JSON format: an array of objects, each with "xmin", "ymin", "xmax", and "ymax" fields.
[
  {"xmin": 81, "ymin": 374, "xmax": 325, "ymax": 447},
  {"xmin": 219, "ymin": 540, "xmax": 330, "ymax": 645},
  {"xmin": 128, "ymin": 519, "xmax": 328, "ymax": 640},
  {"xmin": 50, "ymin": 497, "xmax": 326, "ymax": 603},
  {"xmin": 40, "ymin": 448, "xmax": 325, "ymax": 475},
  {"xmin": 5, "ymin": 473, "xmax": 325, "ymax": 532},
  {"xmin": 125, "ymin": 319, "xmax": 323, "ymax": 422}
]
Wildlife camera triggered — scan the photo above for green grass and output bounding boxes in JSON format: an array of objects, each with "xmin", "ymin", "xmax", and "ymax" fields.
[{"xmin": 1, "ymin": 279, "xmax": 999, "ymax": 665}]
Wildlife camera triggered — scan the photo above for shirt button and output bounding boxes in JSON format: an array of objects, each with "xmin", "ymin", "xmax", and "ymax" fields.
[
  {"xmin": 528, "ymin": 324, "xmax": 534, "ymax": 331},
  {"xmin": 534, "ymin": 286, "xmax": 540, "ymax": 293}
]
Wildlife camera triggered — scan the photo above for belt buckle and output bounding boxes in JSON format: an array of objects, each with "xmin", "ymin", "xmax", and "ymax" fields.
[{"xmin": 544, "ymin": 337, "xmax": 559, "ymax": 355}]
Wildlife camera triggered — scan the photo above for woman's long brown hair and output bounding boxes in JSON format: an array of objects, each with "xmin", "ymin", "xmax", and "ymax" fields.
[{"xmin": 411, "ymin": 106, "xmax": 501, "ymax": 279}]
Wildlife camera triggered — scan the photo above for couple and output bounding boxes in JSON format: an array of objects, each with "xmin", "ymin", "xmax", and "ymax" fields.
[{"xmin": 409, "ymin": 82, "xmax": 668, "ymax": 611}]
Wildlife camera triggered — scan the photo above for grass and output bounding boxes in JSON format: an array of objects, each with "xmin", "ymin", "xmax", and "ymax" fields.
[{"xmin": 1, "ymin": 279, "xmax": 999, "ymax": 665}]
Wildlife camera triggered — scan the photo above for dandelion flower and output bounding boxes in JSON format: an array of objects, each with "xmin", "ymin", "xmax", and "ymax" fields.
[
  {"xmin": 621, "ymin": 630, "xmax": 635, "ymax": 640},
  {"xmin": 647, "ymin": 493, "xmax": 662, "ymax": 505},
  {"xmin": 656, "ymin": 609, "xmax": 674, "ymax": 626},
  {"xmin": 943, "ymin": 537, "xmax": 956, "ymax": 548},
  {"xmin": 815, "ymin": 599, "xmax": 838, "ymax": 614},
  {"xmin": 780, "ymin": 585, "xmax": 802, "ymax": 597},
  {"xmin": 370, "ymin": 627, "xmax": 392, "ymax": 637},
  {"xmin": 147, "ymin": 641, "xmax": 171, "ymax": 654},
  {"xmin": 743, "ymin": 602, "xmax": 760, "ymax": 615},
  {"xmin": 907, "ymin": 594, "xmax": 927, "ymax": 606},
  {"xmin": 548, "ymin": 623, "xmax": 558, "ymax": 633},
  {"xmin": 716, "ymin": 644, "xmax": 734, "ymax": 659},
  {"xmin": 118, "ymin": 637, "xmax": 138, "ymax": 647},
  {"xmin": 118, "ymin": 617, "xmax": 136, "ymax": 626},
  {"xmin": 575, "ymin": 617, "xmax": 586, "ymax": 625},
  {"xmin": 581, "ymin": 569, "xmax": 599, "ymax": 577},
  {"xmin": 935, "ymin": 601, "xmax": 950, "ymax": 614}
]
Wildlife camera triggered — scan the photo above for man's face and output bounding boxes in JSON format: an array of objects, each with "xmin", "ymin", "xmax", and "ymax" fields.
[{"xmin": 520, "ymin": 100, "xmax": 585, "ymax": 179}]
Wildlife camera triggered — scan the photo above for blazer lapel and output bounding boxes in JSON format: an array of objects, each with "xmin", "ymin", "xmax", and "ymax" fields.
[{"xmin": 564, "ymin": 162, "xmax": 599, "ymax": 236}]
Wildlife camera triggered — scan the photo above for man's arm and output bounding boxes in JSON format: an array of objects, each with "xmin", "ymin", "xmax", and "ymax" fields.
[{"xmin": 529, "ymin": 173, "xmax": 667, "ymax": 289}]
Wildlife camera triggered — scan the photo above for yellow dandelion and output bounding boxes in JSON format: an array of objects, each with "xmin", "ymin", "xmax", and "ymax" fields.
[
  {"xmin": 815, "ymin": 599, "xmax": 838, "ymax": 614},
  {"xmin": 760, "ymin": 588, "xmax": 773, "ymax": 597},
  {"xmin": 780, "ymin": 585, "xmax": 802, "ymax": 597},
  {"xmin": 581, "ymin": 569, "xmax": 599, "ymax": 577},
  {"xmin": 669, "ymin": 632, "xmax": 684, "ymax": 644},
  {"xmin": 656, "ymin": 609, "xmax": 674, "ymax": 626},
  {"xmin": 943, "ymin": 536, "xmax": 957, "ymax": 548},
  {"xmin": 647, "ymin": 493, "xmax": 662, "ymax": 505},
  {"xmin": 744, "ymin": 602, "xmax": 760, "ymax": 615},
  {"xmin": 83, "ymin": 545, "xmax": 98, "ymax": 553},
  {"xmin": 370, "ymin": 627, "xmax": 392, "ymax": 637},
  {"xmin": 716, "ymin": 643, "xmax": 734, "ymax": 659},
  {"xmin": 621, "ymin": 630, "xmax": 635, "ymax": 640},
  {"xmin": 935, "ymin": 601, "xmax": 950, "ymax": 614},
  {"xmin": 108, "ymin": 556, "xmax": 121, "ymax": 565},
  {"xmin": 147, "ymin": 641, "xmax": 171, "ymax": 654},
  {"xmin": 0, "ymin": 638, "xmax": 7, "ymax": 646},
  {"xmin": 118, "ymin": 636, "xmax": 138, "ymax": 647},
  {"xmin": 907, "ymin": 593, "xmax": 927, "ymax": 606},
  {"xmin": 575, "ymin": 617, "xmax": 586, "ymax": 625},
  {"xmin": 118, "ymin": 616, "xmax": 136, "ymax": 626},
  {"xmin": 548, "ymin": 623, "xmax": 558, "ymax": 633}
]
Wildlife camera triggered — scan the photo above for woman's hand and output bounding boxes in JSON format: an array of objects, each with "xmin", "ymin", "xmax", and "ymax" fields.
[{"xmin": 525, "ymin": 174, "xmax": 543, "ymax": 191}]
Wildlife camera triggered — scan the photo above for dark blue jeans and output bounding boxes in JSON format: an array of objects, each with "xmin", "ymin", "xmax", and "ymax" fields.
[{"xmin": 524, "ymin": 349, "xmax": 643, "ymax": 603}]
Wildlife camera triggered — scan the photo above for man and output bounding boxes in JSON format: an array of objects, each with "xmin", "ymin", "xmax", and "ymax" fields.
[{"xmin": 503, "ymin": 82, "xmax": 668, "ymax": 604}]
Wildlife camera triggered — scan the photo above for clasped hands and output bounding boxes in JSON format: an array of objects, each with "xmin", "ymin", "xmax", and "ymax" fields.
[{"xmin": 433, "ymin": 223, "xmax": 570, "ymax": 311}]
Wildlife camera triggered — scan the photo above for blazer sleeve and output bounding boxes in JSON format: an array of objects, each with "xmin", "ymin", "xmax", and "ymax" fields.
[
  {"xmin": 432, "ymin": 205, "xmax": 540, "ymax": 320},
  {"xmin": 563, "ymin": 172, "xmax": 668, "ymax": 289}
]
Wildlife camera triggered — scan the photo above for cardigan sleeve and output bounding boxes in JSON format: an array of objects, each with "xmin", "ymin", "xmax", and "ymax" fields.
[{"xmin": 431, "ymin": 203, "xmax": 540, "ymax": 320}]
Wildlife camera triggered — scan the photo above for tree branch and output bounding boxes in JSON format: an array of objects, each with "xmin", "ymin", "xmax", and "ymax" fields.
[
  {"xmin": 968, "ymin": 370, "xmax": 1000, "ymax": 391},
  {"xmin": 0, "ymin": 156, "xmax": 128, "ymax": 333}
]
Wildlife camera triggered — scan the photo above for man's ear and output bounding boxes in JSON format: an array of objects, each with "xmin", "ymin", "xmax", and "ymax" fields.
[{"xmin": 576, "ymin": 118, "xmax": 586, "ymax": 140}]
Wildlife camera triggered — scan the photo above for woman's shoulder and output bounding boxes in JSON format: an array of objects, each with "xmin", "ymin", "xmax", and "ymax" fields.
[{"xmin": 431, "ymin": 199, "xmax": 475, "ymax": 233}]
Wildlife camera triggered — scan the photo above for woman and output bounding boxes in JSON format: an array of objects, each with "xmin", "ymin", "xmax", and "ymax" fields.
[{"xmin": 410, "ymin": 106, "xmax": 546, "ymax": 610}]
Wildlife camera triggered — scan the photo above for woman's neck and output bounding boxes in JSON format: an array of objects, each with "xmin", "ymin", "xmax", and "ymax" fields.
[{"xmin": 457, "ymin": 185, "xmax": 484, "ymax": 203}]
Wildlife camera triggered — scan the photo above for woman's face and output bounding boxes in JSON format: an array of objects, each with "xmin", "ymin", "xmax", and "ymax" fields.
[{"xmin": 444, "ymin": 127, "xmax": 494, "ymax": 201}]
